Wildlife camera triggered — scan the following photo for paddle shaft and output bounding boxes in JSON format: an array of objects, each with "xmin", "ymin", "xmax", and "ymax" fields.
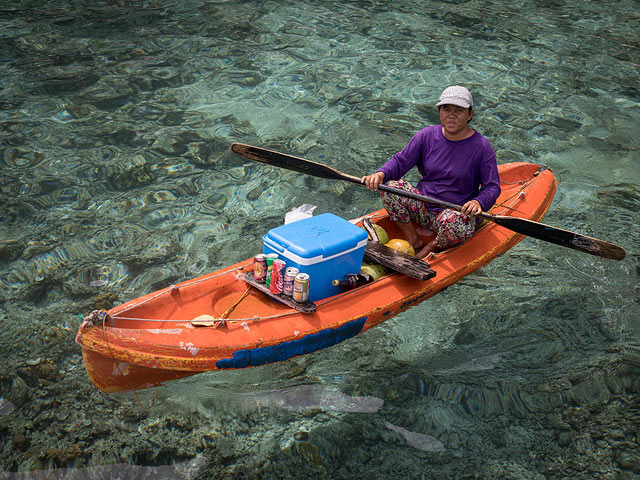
[
  {"xmin": 231, "ymin": 143, "xmax": 626, "ymax": 260},
  {"xmin": 341, "ymin": 173, "xmax": 492, "ymax": 218}
]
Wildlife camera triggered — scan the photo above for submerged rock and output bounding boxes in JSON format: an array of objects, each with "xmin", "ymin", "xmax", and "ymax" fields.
[
  {"xmin": 24, "ymin": 358, "xmax": 62, "ymax": 383},
  {"xmin": 4, "ymin": 376, "xmax": 29, "ymax": 407},
  {"xmin": 106, "ymin": 155, "xmax": 156, "ymax": 191},
  {"xmin": 616, "ymin": 453, "xmax": 640, "ymax": 474},
  {"xmin": 0, "ymin": 397, "xmax": 15, "ymax": 416},
  {"xmin": 12, "ymin": 432, "xmax": 30, "ymax": 451},
  {"xmin": 92, "ymin": 292, "xmax": 119, "ymax": 310},
  {"xmin": 295, "ymin": 441, "xmax": 324, "ymax": 468},
  {"xmin": 557, "ymin": 430, "xmax": 572, "ymax": 447},
  {"xmin": 0, "ymin": 240, "xmax": 24, "ymax": 262}
]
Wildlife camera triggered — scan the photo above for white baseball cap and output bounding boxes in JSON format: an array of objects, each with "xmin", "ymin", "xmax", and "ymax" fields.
[{"xmin": 436, "ymin": 86, "xmax": 473, "ymax": 108}]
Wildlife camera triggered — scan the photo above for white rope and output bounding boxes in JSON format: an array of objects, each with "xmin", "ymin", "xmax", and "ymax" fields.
[
  {"xmin": 113, "ymin": 310, "xmax": 301, "ymax": 324},
  {"xmin": 112, "ymin": 262, "xmax": 251, "ymax": 317}
]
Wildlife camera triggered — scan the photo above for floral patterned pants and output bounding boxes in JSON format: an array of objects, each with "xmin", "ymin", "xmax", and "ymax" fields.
[{"xmin": 380, "ymin": 179, "xmax": 476, "ymax": 250}]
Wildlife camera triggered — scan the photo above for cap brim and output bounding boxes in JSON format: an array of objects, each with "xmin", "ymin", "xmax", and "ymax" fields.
[{"xmin": 436, "ymin": 98, "xmax": 472, "ymax": 108}]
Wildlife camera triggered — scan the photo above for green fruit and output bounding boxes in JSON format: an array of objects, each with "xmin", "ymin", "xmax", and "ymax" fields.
[
  {"xmin": 362, "ymin": 223, "xmax": 389, "ymax": 244},
  {"xmin": 360, "ymin": 262, "xmax": 388, "ymax": 280}
]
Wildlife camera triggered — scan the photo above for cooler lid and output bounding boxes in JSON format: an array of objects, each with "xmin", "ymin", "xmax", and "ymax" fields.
[{"xmin": 263, "ymin": 213, "xmax": 368, "ymax": 265}]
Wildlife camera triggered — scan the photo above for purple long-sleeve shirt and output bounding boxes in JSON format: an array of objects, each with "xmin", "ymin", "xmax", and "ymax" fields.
[{"xmin": 378, "ymin": 125, "xmax": 501, "ymax": 213}]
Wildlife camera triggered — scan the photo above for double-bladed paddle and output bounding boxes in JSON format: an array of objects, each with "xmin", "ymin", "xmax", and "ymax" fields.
[{"xmin": 231, "ymin": 143, "xmax": 626, "ymax": 261}]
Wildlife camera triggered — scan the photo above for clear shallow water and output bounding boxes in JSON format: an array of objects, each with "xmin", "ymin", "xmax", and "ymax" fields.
[{"xmin": 1, "ymin": 0, "xmax": 639, "ymax": 478}]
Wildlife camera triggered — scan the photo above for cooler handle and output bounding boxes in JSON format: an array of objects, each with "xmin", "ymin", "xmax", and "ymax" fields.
[{"xmin": 263, "ymin": 236, "xmax": 285, "ymax": 253}]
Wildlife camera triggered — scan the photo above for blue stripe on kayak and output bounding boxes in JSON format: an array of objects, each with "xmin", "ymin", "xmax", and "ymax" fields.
[{"xmin": 216, "ymin": 317, "xmax": 367, "ymax": 369}]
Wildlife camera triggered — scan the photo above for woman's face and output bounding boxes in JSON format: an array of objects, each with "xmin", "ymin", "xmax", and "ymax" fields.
[{"xmin": 439, "ymin": 104, "xmax": 474, "ymax": 139}]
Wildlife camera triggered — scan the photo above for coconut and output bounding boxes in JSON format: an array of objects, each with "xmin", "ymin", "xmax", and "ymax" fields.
[{"xmin": 384, "ymin": 239, "xmax": 416, "ymax": 256}]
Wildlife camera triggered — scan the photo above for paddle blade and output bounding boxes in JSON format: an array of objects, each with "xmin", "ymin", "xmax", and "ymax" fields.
[
  {"xmin": 231, "ymin": 143, "xmax": 355, "ymax": 182},
  {"xmin": 492, "ymin": 216, "xmax": 626, "ymax": 260}
]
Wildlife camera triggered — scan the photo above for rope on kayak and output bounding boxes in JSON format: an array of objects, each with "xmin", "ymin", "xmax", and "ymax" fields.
[
  {"xmin": 100, "ymin": 168, "xmax": 547, "ymax": 327},
  {"xmin": 491, "ymin": 168, "xmax": 542, "ymax": 214},
  {"xmin": 80, "ymin": 309, "xmax": 110, "ymax": 327},
  {"xmin": 107, "ymin": 281, "xmax": 370, "ymax": 325},
  {"xmin": 106, "ymin": 258, "xmax": 368, "ymax": 325},
  {"xmin": 192, "ymin": 285, "xmax": 254, "ymax": 327},
  {"xmin": 111, "ymin": 262, "xmax": 252, "ymax": 318},
  {"xmin": 221, "ymin": 286, "xmax": 252, "ymax": 318},
  {"xmin": 113, "ymin": 311, "xmax": 299, "ymax": 324}
]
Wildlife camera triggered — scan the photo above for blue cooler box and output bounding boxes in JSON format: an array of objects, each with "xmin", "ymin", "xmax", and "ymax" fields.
[{"xmin": 263, "ymin": 213, "xmax": 368, "ymax": 301}]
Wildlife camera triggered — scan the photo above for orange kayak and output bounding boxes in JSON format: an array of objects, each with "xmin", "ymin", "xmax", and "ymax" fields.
[{"xmin": 76, "ymin": 162, "xmax": 556, "ymax": 393}]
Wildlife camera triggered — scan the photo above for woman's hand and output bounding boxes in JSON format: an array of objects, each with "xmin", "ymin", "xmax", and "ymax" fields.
[
  {"xmin": 461, "ymin": 199, "xmax": 482, "ymax": 218},
  {"xmin": 361, "ymin": 171, "xmax": 385, "ymax": 191}
]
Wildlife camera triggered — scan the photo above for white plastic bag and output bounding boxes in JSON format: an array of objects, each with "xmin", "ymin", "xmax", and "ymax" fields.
[{"xmin": 284, "ymin": 204, "xmax": 317, "ymax": 224}]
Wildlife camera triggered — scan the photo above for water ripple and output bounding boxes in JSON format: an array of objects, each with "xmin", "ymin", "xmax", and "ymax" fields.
[{"xmin": 0, "ymin": 0, "xmax": 638, "ymax": 476}]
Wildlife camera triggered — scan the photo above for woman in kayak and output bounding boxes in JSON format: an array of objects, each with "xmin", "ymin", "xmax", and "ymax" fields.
[{"xmin": 361, "ymin": 85, "xmax": 501, "ymax": 258}]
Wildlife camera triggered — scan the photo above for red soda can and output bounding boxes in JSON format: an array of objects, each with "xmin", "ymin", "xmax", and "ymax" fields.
[
  {"xmin": 270, "ymin": 259, "xmax": 286, "ymax": 294},
  {"xmin": 283, "ymin": 267, "xmax": 299, "ymax": 296},
  {"xmin": 253, "ymin": 254, "xmax": 267, "ymax": 282}
]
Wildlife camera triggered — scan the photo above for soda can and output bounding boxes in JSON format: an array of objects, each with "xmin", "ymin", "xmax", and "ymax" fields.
[
  {"xmin": 283, "ymin": 267, "xmax": 299, "ymax": 296},
  {"xmin": 270, "ymin": 259, "xmax": 286, "ymax": 294},
  {"xmin": 292, "ymin": 273, "xmax": 310, "ymax": 303},
  {"xmin": 253, "ymin": 254, "xmax": 267, "ymax": 282},
  {"xmin": 265, "ymin": 253, "xmax": 278, "ymax": 288}
]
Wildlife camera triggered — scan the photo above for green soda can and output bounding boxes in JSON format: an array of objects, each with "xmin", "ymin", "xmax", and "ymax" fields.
[{"xmin": 265, "ymin": 253, "xmax": 278, "ymax": 288}]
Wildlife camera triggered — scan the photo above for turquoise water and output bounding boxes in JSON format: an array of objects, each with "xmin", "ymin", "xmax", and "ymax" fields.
[{"xmin": 1, "ymin": 0, "xmax": 639, "ymax": 478}]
